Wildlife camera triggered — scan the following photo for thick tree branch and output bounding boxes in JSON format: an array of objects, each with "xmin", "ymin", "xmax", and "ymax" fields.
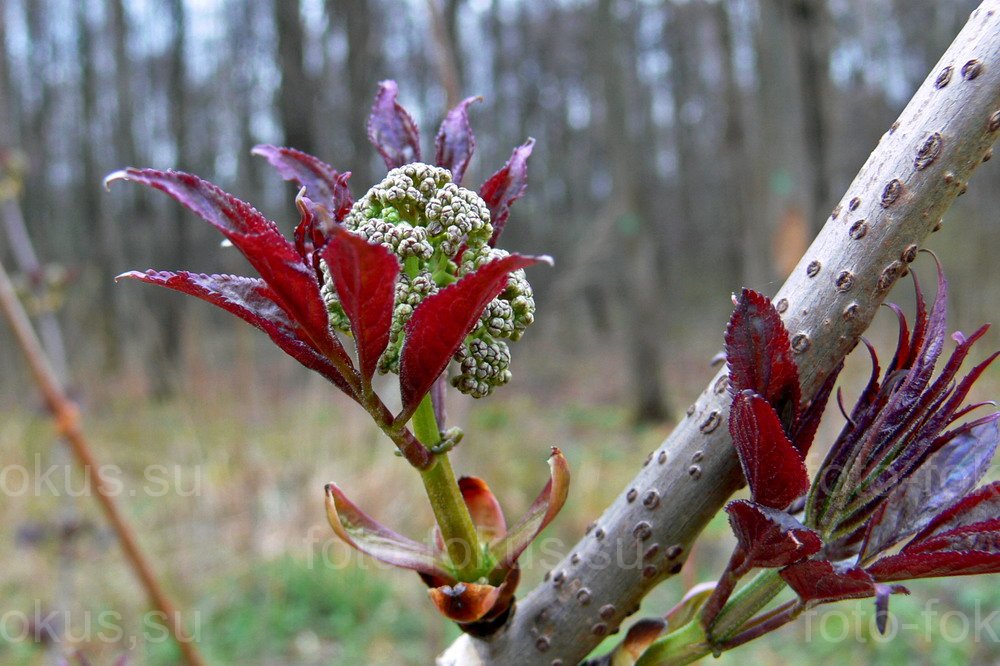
[{"xmin": 441, "ymin": 3, "xmax": 1000, "ymax": 663}]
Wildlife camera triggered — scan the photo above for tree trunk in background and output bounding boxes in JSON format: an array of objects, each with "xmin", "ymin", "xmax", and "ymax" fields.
[
  {"xmin": 150, "ymin": 0, "xmax": 191, "ymax": 396},
  {"xmin": 107, "ymin": 0, "xmax": 143, "ymax": 362},
  {"xmin": 334, "ymin": 0, "xmax": 382, "ymax": 188},
  {"xmin": 110, "ymin": 0, "xmax": 139, "ymax": 172},
  {"xmin": 22, "ymin": 1, "xmax": 55, "ymax": 255},
  {"xmin": 596, "ymin": 0, "xmax": 669, "ymax": 424},
  {"xmin": 273, "ymin": 0, "xmax": 315, "ymax": 155},
  {"xmin": 0, "ymin": 0, "xmax": 13, "ymax": 148},
  {"xmin": 230, "ymin": 1, "xmax": 265, "ymax": 199},
  {"xmin": 427, "ymin": 0, "xmax": 463, "ymax": 107},
  {"xmin": 749, "ymin": 0, "xmax": 812, "ymax": 290},
  {"xmin": 665, "ymin": 3, "xmax": 698, "ymax": 256},
  {"xmin": 791, "ymin": 0, "xmax": 833, "ymax": 232},
  {"xmin": 714, "ymin": 1, "xmax": 752, "ymax": 286},
  {"xmin": 79, "ymin": 2, "xmax": 125, "ymax": 369}
]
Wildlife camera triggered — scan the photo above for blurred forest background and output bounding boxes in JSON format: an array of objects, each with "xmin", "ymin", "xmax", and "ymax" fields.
[{"xmin": 1, "ymin": 0, "xmax": 999, "ymax": 664}]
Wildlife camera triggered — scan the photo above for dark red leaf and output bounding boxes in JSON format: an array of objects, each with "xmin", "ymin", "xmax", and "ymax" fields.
[
  {"xmin": 458, "ymin": 477, "xmax": 507, "ymax": 544},
  {"xmin": 780, "ymin": 561, "xmax": 876, "ymax": 604},
  {"xmin": 435, "ymin": 96, "xmax": 481, "ymax": 185},
  {"xmin": 324, "ymin": 483, "xmax": 451, "ymax": 579},
  {"xmin": 905, "ymin": 267, "xmax": 930, "ymax": 370},
  {"xmin": 883, "ymin": 263, "xmax": 949, "ymax": 419},
  {"xmin": 726, "ymin": 500, "xmax": 821, "ymax": 571},
  {"xmin": 725, "ymin": 289, "xmax": 801, "ymax": 428},
  {"xmin": 367, "ymin": 80, "xmax": 421, "ymax": 169},
  {"xmin": 883, "ymin": 303, "xmax": 911, "ymax": 376},
  {"xmin": 868, "ymin": 549, "xmax": 1000, "ymax": 582},
  {"xmin": 291, "ymin": 193, "xmax": 327, "ymax": 263},
  {"xmin": 906, "ymin": 518, "xmax": 1000, "ymax": 554},
  {"xmin": 860, "ymin": 420, "xmax": 1000, "ymax": 562},
  {"xmin": 106, "ymin": 169, "xmax": 354, "ymax": 374},
  {"xmin": 398, "ymin": 253, "xmax": 549, "ymax": 415},
  {"xmin": 321, "ymin": 227, "xmax": 401, "ymax": 383},
  {"xmin": 492, "ymin": 448, "xmax": 570, "ymax": 570},
  {"xmin": 480, "ymin": 138, "xmax": 534, "ymax": 246},
  {"xmin": 910, "ymin": 480, "xmax": 1000, "ymax": 545},
  {"xmin": 729, "ymin": 390, "xmax": 810, "ymax": 510},
  {"xmin": 791, "ymin": 360, "xmax": 842, "ymax": 457},
  {"xmin": 116, "ymin": 271, "xmax": 359, "ymax": 400},
  {"xmin": 251, "ymin": 144, "xmax": 353, "ymax": 221}
]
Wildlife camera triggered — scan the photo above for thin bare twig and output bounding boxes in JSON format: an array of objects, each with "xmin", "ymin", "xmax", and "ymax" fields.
[{"xmin": 0, "ymin": 254, "xmax": 206, "ymax": 666}]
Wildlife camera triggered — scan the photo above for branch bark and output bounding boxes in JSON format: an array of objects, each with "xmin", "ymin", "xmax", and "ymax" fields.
[{"xmin": 440, "ymin": 2, "xmax": 1000, "ymax": 663}]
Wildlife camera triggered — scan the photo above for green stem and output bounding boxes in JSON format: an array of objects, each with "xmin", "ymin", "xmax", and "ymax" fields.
[
  {"xmin": 413, "ymin": 394, "xmax": 486, "ymax": 580},
  {"xmin": 636, "ymin": 569, "xmax": 790, "ymax": 665},
  {"xmin": 636, "ymin": 619, "xmax": 711, "ymax": 666},
  {"xmin": 708, "ymin": 569, "xmax": 786, "ymax": 642}
]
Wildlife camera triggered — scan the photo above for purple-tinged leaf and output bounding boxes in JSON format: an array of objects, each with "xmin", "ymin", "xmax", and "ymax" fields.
[
  {"xmin": 860, "ymin": 419, "xmax": 1000, "ymax": 562},
  {"xmin": 884, "ymin": 263, "xmax": 949, "ymax": 419},
  {"xmin": 725, "ymin": 289, "xmax": 801, "ymax": 429},
  {"xmin": 884, "ymin": 303, "xmax": 911, "ymax": 376},
  {"xmin": 398, "ymin": 253, "xmax": 550, "ymax": 415},
  {"xmin": 949, "ymin": 401, "xmax": 997, "ymax": 426},
  {"xmin": 910, "ymin": 480, "xmax": 1000, "ymax": 545},
  {"xmin": 324, "ymin": 482, "xmax": 451, "ymax": 580},
  {"xmin": 791, "ymin": 360, "xmax": 842, "ymax": 457},
  {"xmin": 480, "ymin": 138, "xmax": 534, "ymax": 246},
  {"xmin": 251, "ymin": 144, "xmax": 353, "ymax": 221},
  {"xmin": 458, "ymin": 476, "xmax": 507, "ymax": 544},
  {"xmin": 117, "ymin": 271, "xmax": 358, "ymax": 401},
  {"xmin": 321, "ymin": 227, "xmax": 401, "ymax": 383},
  {"xmin": 906, "ymin": 518, "xmax": 1000, "ymax": 554},
  {"xmin": 726, "ymin": 500, "xmax": 821, "ymax": 571},
  {"xmin": 806, "ymin": 341, "xmax": 882, "ymax": 526},
  {"xmin": 105, "ymin": 169, "xmax": 353, "ymax": 372},
  {"xmin": 875, "ymin": 583, "xmax": 910, "ymax": 634},
  {"xmin": 292, "ymin": 192, "xmax": 327, "ymax": 263},
  {"xmin": 780, "ymin": 561, "xmax": 876, "ymax": 604},
  {"xmin": 905, "ymin": 268, "xmax": 930, "ymax": 369},
  {"xmin": 846, "ymin": 338, "xmax": 883, "ymax": 426},
  {"xmin": 435, "ymin": 96, "xmax": 481, "ymax": 185},
  {"xmin": 367, "ymin": 80, "xmax": 421, "ymax": 169},
  {"xmin": 492, "ymin": 448, "xmax": 570, "ymax": 570},
  {"xmin": 868, "ymin": 549, "xmax": 1000, "ymax": 582},
  {"xmin": 428, "ymin": 581, "xmax": 505, "ymax": 624},
  {"xmin": 729, "ymin": 390, "xmax": 810, "ymax": 510}
]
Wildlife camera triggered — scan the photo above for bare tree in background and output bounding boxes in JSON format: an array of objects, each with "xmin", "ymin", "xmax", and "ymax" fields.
[
  {"xmin": 595, "ymin": 0, "xmax": 669, "ymax": 423},
  {"xmin": 273, "ymin": 0, "xmax": 316, "ymax": 156}
]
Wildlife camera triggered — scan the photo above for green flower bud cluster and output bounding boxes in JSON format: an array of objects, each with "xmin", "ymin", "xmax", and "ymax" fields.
[
  {"xmin": 345, "ymin": 163, "xmax": 491, "ymax": 262},
  {"xmin": 322, "ymin": 162, "xmax": 537, "ymax": 398},
  {"xmin": 452, "ymin": 338, "xmax": 512, "ymax": 398},
  {"xmin": 459, "ymin": 247, "xmax": 536, "ymax": 342},
  {"xmin": 448, "ymin": 246, "xmax": 536, "ymax": 397},
  {"xmin": 319, "ymin": 259, "xmax": 352, "ymax": 334},
  {"xmin": 378, "ymin": 271, "xmax": 438, "ymax": 374}
]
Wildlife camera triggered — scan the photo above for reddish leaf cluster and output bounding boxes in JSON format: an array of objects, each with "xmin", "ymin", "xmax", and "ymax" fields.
[
  {"xmin": 111, "ymin": 81, "xmax": 544, "ymax": 434},
  {"xmin": 718, "ymin": 264, "xmax": 1000, "ymax": 632}
]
